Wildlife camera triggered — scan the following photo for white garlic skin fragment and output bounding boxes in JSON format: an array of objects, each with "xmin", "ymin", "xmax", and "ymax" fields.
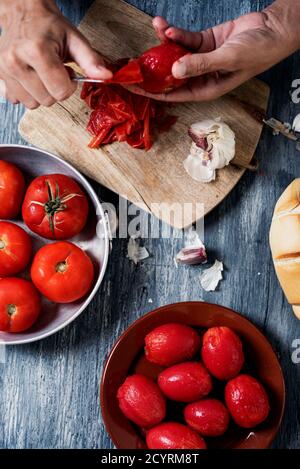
[
  {"xmin": 200, "ymin": 260, "xmax": 224, "ymax": 291},
  {"xmin": 293, "ymin": 113, "xmax": 300, "ymax": 133}
]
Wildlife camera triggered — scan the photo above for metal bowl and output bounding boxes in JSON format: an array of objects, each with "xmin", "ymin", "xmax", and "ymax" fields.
[{"xmin": 0, "ymin": 144, "xmax": 110, "ymax": 345}]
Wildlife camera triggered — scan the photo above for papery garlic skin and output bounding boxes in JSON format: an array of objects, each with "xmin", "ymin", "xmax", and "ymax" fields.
[
  {"xmin": 293, "ymin": 113, "xmax": 300, "ymax": 133},
  {"xmin": 127, "ymin": 237, "xmax": 150, "ymax": 265},
  {"xmin": 184, "ymin": 119, "xmax": 236, "ymax": 183},
  {"xmin": 200, "ymin": 260, "xmax": 224, "ymax": 292}
]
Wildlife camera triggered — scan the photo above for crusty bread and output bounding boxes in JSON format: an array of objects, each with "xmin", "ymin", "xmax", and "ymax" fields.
[{"xmin": 270, "ymin": 179, "xmax": 300, "ymax": 319}]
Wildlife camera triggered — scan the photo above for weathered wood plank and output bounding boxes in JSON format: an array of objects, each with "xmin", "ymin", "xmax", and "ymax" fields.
[{"xmin": 0, "ymin": 0, "xmax": 299, "ymax": 450}]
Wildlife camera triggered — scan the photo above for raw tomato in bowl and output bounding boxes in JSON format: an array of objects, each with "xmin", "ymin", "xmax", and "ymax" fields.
[{"xmin": 0, "ymin": 145, "xmax": 110, "ymax": 345}]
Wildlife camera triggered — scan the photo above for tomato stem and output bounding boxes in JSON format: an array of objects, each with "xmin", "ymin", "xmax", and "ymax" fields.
[
  {"xmin": 0, "ymin": 239, "xmax": 5, "ymax": 249},
  {"xmin": 7, "ymin": 304, "xmax": 16, "ymax": 316},
  {"xmin": 56, "ymin": 261, "xmax": 67, "ymax": 273}
]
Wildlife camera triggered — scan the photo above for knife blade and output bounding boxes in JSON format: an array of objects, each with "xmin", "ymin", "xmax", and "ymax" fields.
[{"xmin": 72, "ymin": 75, "xmax": 104, "ymax": 84}]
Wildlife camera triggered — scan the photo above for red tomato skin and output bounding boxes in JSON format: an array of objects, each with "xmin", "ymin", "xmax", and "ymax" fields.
[
  {"xmin": 184, "ymin": 399, "xmax": 230, "ymax": 437},
  {"xmin": 146, "ymin": 422, "xmax": 207, "ymax": 450},
  {"xmin": 0, "ymin": 278, "xmax": 41, "ymax": 332},
  {"xmin": 117, "ymin": 374, "xmax": 166, "ymax": 428},
  {"xmin": 0, "ymin": 160, "xmax": 25, "ymax": 219},
  {"xmin": 31, "ymin": 241, "xmax": 94, "ymax": 303},
  {"xmin": 0, "ymin": 221, "xmax": 32, "ymax": 277},
  {"xmin": 145, "ymin": 323, "xmax": 201, "ymax": 367},
  {"xmin": 138, "ymin": 43, "xmax": 189, "ymax": 93},
  {"xmin": 158, "ymin": 362, "xmax": 212, "ymax": 402},
  {"xmin": 201, "ymin": 327, "xmax": 244, "ymax": 380},
  {"xmin": 225, "ymin": 374, "xmax": 270, "ymax": 428},
  {"xmin": 22, "ymin": 174, "xmax": 89, "ymax": 240}
]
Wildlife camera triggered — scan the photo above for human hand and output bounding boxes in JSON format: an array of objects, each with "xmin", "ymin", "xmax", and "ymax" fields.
[
  {"xmin": 129, "ymin": 0, "xmax": 300, "ymax": 102},
  {"xmin": 0, "ymin": 0, "xmax": 112, "ymax": 109}
]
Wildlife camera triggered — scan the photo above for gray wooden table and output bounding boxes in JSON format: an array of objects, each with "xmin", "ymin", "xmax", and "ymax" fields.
[{"xmin": 0, "ymin": 0, "xmax": 299, "ymax": 450}]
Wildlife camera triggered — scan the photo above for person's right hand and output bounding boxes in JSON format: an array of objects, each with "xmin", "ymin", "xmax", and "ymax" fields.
[{"xmin": 0, "ymin": 0, "xmax": 112, "ymax": 109}]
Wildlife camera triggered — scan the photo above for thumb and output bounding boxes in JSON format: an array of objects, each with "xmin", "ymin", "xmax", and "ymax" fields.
[
  {"xmin": 172, "ymin": 48, "xmax": 238, "ymax": 79},
  {"xmin": 67, "ymin": 30, "xmax": 113, "ymax": 80}
]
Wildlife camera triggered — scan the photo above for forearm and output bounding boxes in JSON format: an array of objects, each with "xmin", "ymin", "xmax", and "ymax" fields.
[
  {"xmin": 0, "ymin": 0, "xmax": 59, "ymax": 28},
  {"xmin": 264, "ymin": 0, "xmax": 300, "ymax": 51}
]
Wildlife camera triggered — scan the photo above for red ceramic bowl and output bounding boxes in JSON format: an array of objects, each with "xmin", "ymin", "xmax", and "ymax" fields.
[{"xmin": 100, "ymin": 302, "xmax": 285, "ymax": 449}]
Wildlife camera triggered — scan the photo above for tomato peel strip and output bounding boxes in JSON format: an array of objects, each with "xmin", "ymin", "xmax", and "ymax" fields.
[{"xmin": 82, "ymin": 60, "xmax": 177, "ymax": 151}]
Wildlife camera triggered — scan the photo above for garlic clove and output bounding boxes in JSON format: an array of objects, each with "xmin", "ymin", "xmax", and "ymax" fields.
[
  {"xmin": 175, "ymin": 228, "xmax": 207, "ymax": 265},
  {"xmin": 183, "ymin": 152, "xmax": 216, "ymax": 183},
  {"xmin": 200, "ymin": 260, "xmax": 224, "ymax": 291},
  {"xmin": 175, "ymin": 246, "xmax": 208, "ymax": 265}
]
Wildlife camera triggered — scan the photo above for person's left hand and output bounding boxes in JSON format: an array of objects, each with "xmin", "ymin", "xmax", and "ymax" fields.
[{"xmin": 127, "ymin": 8, "xmax": 299, "ymax": 102}]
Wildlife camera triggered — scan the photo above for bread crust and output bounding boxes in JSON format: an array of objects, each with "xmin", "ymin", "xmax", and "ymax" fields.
[{"xmin": 270, "ymin": 179, "xmax": 300, "ymax": 319}]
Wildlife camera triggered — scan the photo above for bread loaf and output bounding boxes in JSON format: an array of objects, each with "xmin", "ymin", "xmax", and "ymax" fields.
[{"xmin": 270, "ymin": 179, "xmax": 300, "ymax": 319}]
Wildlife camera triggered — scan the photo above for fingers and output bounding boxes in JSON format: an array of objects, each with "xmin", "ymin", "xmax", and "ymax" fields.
[
  {"xmin": 30, "ymin": 57, "xmax": 77, "ymax": 102},
  {"xmin": 164, "ymin": 27, "xmax": 204, "ymax": 51},
  {"xmin": 144, "ymin": 72, "xmax": 246, "ymax": 103},
  {"xmin": 5, "ymin": 78, "xmax": 39, "ymax": 109},
  {"xmin": 153, "ymin": 16, "xmax": 170, "ymax": 43},
  {"xmin": 123, "ymin": 84, "xmax": 176, "ymax": 102},
  {"xmin": 67, "ymin": 30, "xmax": 113, "ymax": 80},
  {"xmin": 11, "ymin": 67, "xmax": 56, "ymax": 107},
  {"xmin": 172, "ymin": 47, "xmax": 239, "ymax": 79},
  {"xmin": 153, "ymin": 17, "xmax": 216, "ymax": 53}
]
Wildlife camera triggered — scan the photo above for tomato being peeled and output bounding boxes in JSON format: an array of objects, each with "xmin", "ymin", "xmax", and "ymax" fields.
[
  {"xmin": 0, "ymin": 160, "xmax": 25, "ymax": 219},
  {"xmin": 31, "ymin": 241, "xmax": 94, "ymax": 303},
  {"xmin": 22, "ymin": 174, "xmax": 89, "ymax": 240},
  {"xmin": 0, "ymin": 278, "xmax": 41, "ymax": 332},
  {"xmin": 138, "ymin": 42, "xmax": 189, "ymax": 94},
  {"xmin": 0, "ymin": 221, "xmax": 32, "ymax": 277}
]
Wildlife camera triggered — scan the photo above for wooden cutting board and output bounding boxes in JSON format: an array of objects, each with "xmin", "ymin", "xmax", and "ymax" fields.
[{"xmin": 19, "ymin": 0, "xmax": 269, "ymax": 229}]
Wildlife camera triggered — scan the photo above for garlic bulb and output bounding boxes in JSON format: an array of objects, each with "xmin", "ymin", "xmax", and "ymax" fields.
[{"xmin": 183, "ymin": 119, "xmax": 236, "ymax": 183}]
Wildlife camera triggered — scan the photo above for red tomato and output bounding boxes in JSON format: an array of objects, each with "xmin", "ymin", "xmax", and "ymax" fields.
[
  {"xmin": 0, "ymin": 160, "xmax": 25, "ymax": 219},
  {"xmin": 158, "ymin": 362, "xmax": 212, "ymax": 402},
  {"xmin": 138, "ymin": 43, "xmax": 189, "ymax": 93},
  {"xmin": 0, "ymin": 221, "xmax": 32, "ymax": 277},
  {"xmin": 0, "ymin": 278, "xmax": 41, "ymax": 332},
  {"xmin": 22, "ymin": 174, "xmax": 89, "ymax": 240},
  {"xmin": 225, "ymin": 374, "xmax": 270, "ymax": 428},
  {"xmin": 31, "ymin": 241, "xmax": 94, "ymax": 303},
  {"xmin": 201, "ymin": 327, "xmax": 244, "ymax": 380},
  {"xmin": 146, "ymin": 422, "xmax": 207, "ymax": 450},
  {"xmin": 117, "ymin": 374, "xmax": 166, "ymax": 428},
  {"xmin": 184, "ymin": 399, "xmax": 230, "ymax": 437},
  {"xmin": 145, "ymin": 323, "xmax": 200, "ymax": 366}
]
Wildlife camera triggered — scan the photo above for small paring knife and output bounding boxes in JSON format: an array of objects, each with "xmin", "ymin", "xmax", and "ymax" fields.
[{"xmin": 71, "ymin": 75, "xmax": 104, "ymax": 84}]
